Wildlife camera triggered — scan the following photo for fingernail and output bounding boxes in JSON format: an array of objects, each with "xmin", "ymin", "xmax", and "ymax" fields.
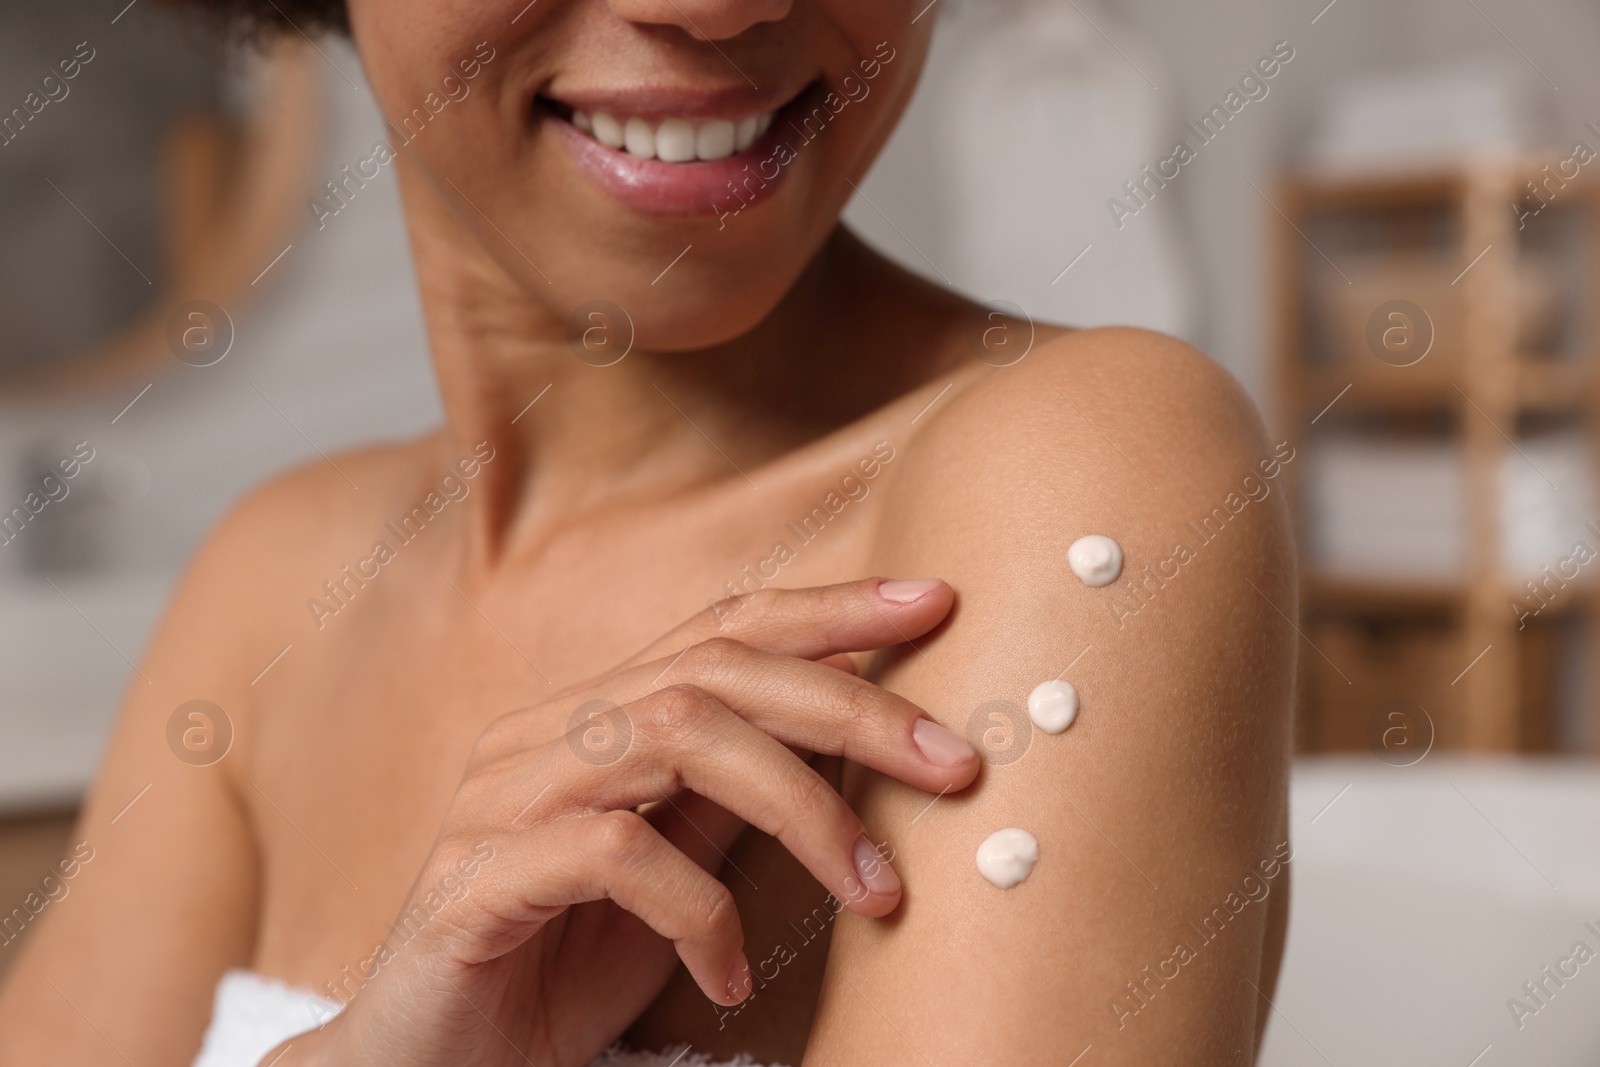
[
  {"xmin": 852, "ymin": 834, "xmax": 901, "ymax": 896},
  {"xmin": 878, "ymin": 578, "xmax": 941, "ymax": 603},
  {"xmin": 725, "ymin": 951, "xmax": 752, "ymax": 1003},
  {"xmin": 913, "ymin": 717, "xmax": 976, "ymax": 767}
]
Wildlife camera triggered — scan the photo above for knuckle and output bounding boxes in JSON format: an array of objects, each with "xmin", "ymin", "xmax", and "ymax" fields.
[
  {"xmin": 468, "ymin": 709, "xmax": 524, "ymax": 766},
  {"xmin": 829, "ymin": 679, "xmax": 880, "ymax": 730},
  {"xmin": 565, "ymin": 699, "xmax": 634, "ymax": 767},
  {"xmin": 644, "ymin": 684, "xmax": 717, "ymax": 745},
  {"xmin": 428, "ymin": 833, "xmax": 474, "ymax": 876},
  {"xmin": 783, "ymin": 768, "xmax": 840, "ymax": 829},
  {"xmin": 696, "ymin": 883, "xmax": 739, "ymax": 939},
  {"xmin": 424, "ymin": 835, "xmax": 494, "ymax": 902},
  {"xmin": 451, "ymin": 768, "xmax": 505, "ymax": 817},
  {"xmin": 592, "ymin": 810, "xmax": 649, "ymax": 861},
  {"xmin": 797, "ymin": 583, "xmax": 841, "ymax": 619},
  {"xmin": 683, "ymin": 636, "xmax": 748, "ymax": 678}
]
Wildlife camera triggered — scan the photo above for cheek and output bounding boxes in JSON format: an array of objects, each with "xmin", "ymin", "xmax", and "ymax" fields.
[
  {"xmin": 818, "ymin": 13, "xmax": 932, "ymax": 177},
  {"xmin": 348, "ymin": 0, "xmax": 501, "ymax": 123}
]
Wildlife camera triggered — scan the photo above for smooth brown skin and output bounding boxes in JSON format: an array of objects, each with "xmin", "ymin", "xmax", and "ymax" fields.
[{"xmin": 0, "ymin": 0, "xmax": 1295, "ymax": 1064}]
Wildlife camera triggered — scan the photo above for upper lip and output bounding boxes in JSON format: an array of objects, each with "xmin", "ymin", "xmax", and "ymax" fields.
[{"xmin": 539, "ymin": 77, "xmax": 815, "ymax": 122}]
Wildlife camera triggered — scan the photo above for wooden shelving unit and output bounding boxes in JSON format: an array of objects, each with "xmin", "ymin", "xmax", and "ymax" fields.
[{"xmin": 1271, "ymin": 158, "xmax": 1600, "ymax": 753}]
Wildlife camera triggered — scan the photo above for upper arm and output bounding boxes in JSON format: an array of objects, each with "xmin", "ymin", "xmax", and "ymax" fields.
[
  {"xmin": 807, "ymin": 329, "xmax": 1297, "ymax": 1065},
  {"xmin": 0, "ymin": 463, "xmax": 348, "ymax": 1064}
]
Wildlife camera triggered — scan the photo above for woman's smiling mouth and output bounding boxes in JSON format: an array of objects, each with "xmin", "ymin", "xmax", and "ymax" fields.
[
  {"xmin": 571, "ymin": 109, "xmax": 774, "ymax": 162},
  {"xmin": 535, "ymin": 81, "xmax": 819, "ymax": 217}
]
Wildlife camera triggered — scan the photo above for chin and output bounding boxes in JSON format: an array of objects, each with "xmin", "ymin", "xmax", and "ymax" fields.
[{"xmin": 516, "ymin": 82, "xmax": 849, "ymax": 348}]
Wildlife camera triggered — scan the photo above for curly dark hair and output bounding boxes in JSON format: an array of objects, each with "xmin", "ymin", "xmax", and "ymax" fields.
[{"xmin": 175, "ymin": 0, "xmax": 350, "ymax": 38}]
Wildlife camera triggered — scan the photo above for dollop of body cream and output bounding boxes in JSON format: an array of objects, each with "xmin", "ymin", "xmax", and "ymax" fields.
[
  {"xmin": 976, "ymin": 828, "xmax": 1039, "ymax": 889},
  {"xmin": 1068, "ymin": 534, "xmax": 1123, "ymax": 586},
  {"xmin": 1027, "ymin": 679, "xmax": 1079, "ymax": 734}
]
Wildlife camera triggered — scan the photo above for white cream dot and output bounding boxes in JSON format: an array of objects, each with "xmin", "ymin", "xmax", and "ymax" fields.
[
  {"xmin": 976, "ymin": 828, "xmax": 1039, "ymax": 889},
  {"xmin": 1068, "ymin": 534, "xmax": 1123, "ymax": 587},
  {"xmin": 1027, "ymin": 679, "xmax": 1078, "ymax": 734}
]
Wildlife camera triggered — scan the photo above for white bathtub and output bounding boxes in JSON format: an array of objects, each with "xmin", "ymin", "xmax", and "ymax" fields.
[{"xmin": 1266, "ymin": 757, "xmax": 1600, "ymax": 1066}]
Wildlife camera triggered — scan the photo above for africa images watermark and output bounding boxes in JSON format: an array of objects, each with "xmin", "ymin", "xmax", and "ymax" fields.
[
  {"xmin": 308, "ymin": 839, "xmax": 497, "ymax": 1022},
  {"xmin": 713, "ymin": 40, "xmax": 898, "ymax": 230},
  {"xmin": 309, "ymin": 41, "xmax": 498, "ymax": 230},
  {"xmin": 709, "ymin": 439, "xmax": 897, "ymax": 628},
  {"xmin": 1106, "ymin": 40, "xmax": 1297, "ymax": 231},
  {"xmin": 1511, "ymin": 119, "xmax": 1600, "ymax": 230},
  {"xmin": 1509, "ymin": 520, "xmax": 1600, "ymax": 630},
  {"xmin": 1103, "ymin": 440, "xmax": 1297, "ymax": 629},
  {"xmin": 0, "ymin": 441, "xmax": 97, "ymax": 548},
  {"xmin": 1, "ymin": 40, "xmax": 97, "ymax": 148},
  {"xmin": 305, "ymin": 442, "xmax": 497, "ymax": 630},
  {"xmin": 0, "ymin": 841, "xmax": 96, "ymax": 949},
  {"xmin": 713, "ymin": 838, "xmax": 894, "ymax": 1030},
  {"xmin": 1505, "ymin": 919, "xmax": 1600, "ymax": 1030},
  {"xmin": 1109, "ymin": 840, "xmax": 1293, "ymax": 1030}
]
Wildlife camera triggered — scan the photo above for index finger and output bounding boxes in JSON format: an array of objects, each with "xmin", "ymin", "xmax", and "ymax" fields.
[{"xmin": 622, "ymin": 578, "xmax": 954, "ymax": 666}]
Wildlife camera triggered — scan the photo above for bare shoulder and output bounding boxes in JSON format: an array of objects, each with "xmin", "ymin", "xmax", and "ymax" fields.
[
  {"xmin": 874, "ymin": 324, "xmax": 1298, "ymax": 671},
  {"xmin": 200, "ymin": 437, "xmax": 444, "ymax": 584},
  {"xmin": 115, "ymin": 439, "xmax": 432, "ymax": 708},
  {"xmin": 892, "ymin": 326, "xmax": 1284, "ymax": 523},
  {"xmin": 808, "ymin": 328, "xmax": 1297, "ymax": 1066},
  {"xmin": 0, "ymin": 433, "xmax": 446, "ymax": 1061}
]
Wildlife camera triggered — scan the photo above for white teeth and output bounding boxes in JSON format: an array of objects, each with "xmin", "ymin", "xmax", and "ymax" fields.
[
  {"xmin": 655, "ymin": 118, "xmax": 697, "ymax": 162},
  {"xmin": 623, "ymin": 116, "xmax": 655, "ymax": 158},
  {"xmin": 590, "ymin": 111, "xmax": 624, "ymax": 149},
  {"xmin": 696, "ymin": 119, "xmax": 736, "ymax": 161},
  {"xmin": 734, "ymin": 115, "xmax": 759, "ymax": 151},
  {"xmin": 565, "ymin": 107, "xmax": 776, "ymax": 162}
]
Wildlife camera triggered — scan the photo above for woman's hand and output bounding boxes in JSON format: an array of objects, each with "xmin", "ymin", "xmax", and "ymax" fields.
[{"xmin": 270, "ymin": 577, "xmax": 976, "ymax": 1067}]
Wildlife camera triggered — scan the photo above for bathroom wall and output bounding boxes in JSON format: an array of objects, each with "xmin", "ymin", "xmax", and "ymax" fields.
[{"xmin": 945, "ymin": 0, "xmax": 1598, "ymax": 409}]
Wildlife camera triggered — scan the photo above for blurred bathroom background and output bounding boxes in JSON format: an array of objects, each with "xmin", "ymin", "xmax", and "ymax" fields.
[{"xmin": 4, "ymin": 0, "xmax": 1600, "ymax": 1062}]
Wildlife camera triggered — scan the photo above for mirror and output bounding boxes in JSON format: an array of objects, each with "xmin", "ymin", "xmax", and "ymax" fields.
[{"xmin": 0, "ymin": 5, "xmax": 320, "ymax": 394}]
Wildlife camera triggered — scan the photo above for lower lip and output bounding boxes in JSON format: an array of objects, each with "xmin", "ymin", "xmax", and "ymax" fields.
[{"xmin": 542, "ymin": 94, "xmax": 810, "ymax": 219}]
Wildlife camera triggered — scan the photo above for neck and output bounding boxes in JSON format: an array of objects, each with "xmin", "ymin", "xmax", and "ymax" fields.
[{"xmin": 400, "ymin": 172, "xmax": 964, "ymax": 567}]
